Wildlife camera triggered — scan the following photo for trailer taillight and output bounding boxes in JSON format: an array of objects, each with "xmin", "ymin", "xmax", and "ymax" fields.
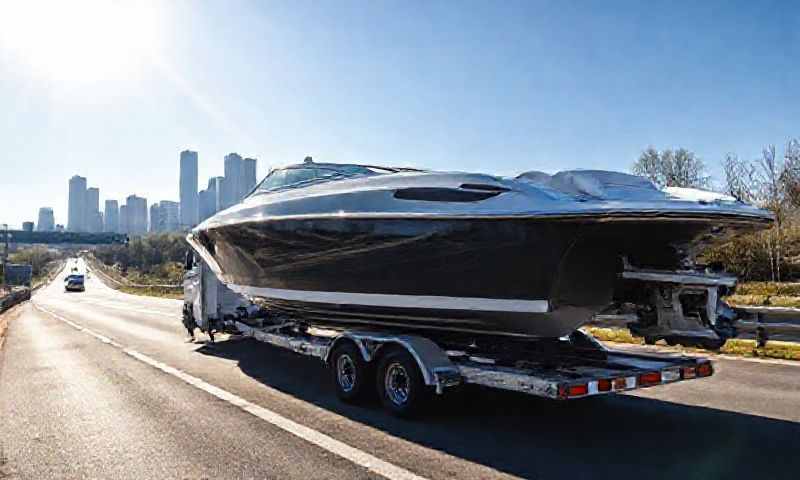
[
  {"xmin": 597, "ymin": 379, "xmax": 612, "ymax": 392},
  {"xmin": 559, "ymin": 383, "xmax": 589, "ymax": 398},
  {"xmin": 613, "ymin": 377, "xmax": 629, "ymax": 391},
  {"xmin": 638, "ymin": 372, "xmax": 661, "ymax": 386},
  {"xmin": 696, "ymin": 362, "xmax": 713, "ymax": 377},
  {"xmin": 681, "ymin": 366, "xmax": 697, "ymax": 379},
  {"xmin": 568, "ymin": 384, "xmax": 588, "ymax": 396}
]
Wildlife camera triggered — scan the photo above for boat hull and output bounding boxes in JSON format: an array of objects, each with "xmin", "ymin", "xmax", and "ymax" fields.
[{"xmin": 189, "ymin": 215, "xmax": 757, "ymax": 338}]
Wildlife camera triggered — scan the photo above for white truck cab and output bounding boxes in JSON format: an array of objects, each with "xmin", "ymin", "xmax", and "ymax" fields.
[{"xmin": 182, "ymin": 250, "xmax": 250, "ymax": 339}]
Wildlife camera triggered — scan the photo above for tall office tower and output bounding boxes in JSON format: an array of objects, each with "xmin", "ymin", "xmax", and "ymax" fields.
[
  {"xmin": 212, "ymin": 176, "xmax": 226, "ymax": 212},
  {"xmin": 104, "ymin": 200, "xmax": 119, "ymax": 233},
  {"xmin": 149, "ymin": 203, "xmax": 162, "ymax": 232},
  {"xmin": 67, "ymin": 175, "xmax": 87, "ymax": 232},
  {"xmin": 85, "ymin": 187, "xmax": 101, "ymax": 232},
  {"xmin": 37, "ymin": 207, "xmax": 55, "ymax": 231},
  {"xmin": 160, "ymin": 200, "xmax": 180, "ymax": 232},
  {"xmin": 179, "ymin": 150, "xmax": 199, "ymax": 229},
  {"xmin": 198, "ymin": 189, "xmax": 212, "ymax": 222},
  {"xmin": 198, "ymin": 177, "xmax": 220, "ymax": 221},
  {"xmin": 126, "ymin": 195, "xmax": 148, "ymax": 235},
  {"xmin": 22, "ymin": 222, "xmax": 34, "ymax": 232},
  {"xmin": 223, "ymin": 153, "xmax": 243, "ymax": 208},
  {"xmin": 119, "ymin": 205, "xmax": 129, "ymax": 234},
  {"xmin": 242, "ymin": 157, "xmax": 257, "ymax": 198}
]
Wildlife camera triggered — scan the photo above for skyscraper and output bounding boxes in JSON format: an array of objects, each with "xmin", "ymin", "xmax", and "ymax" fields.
[
  {"xmin": 223, "ymin": 153, "xmax": 243, "ymax": 208},
  {"xmin": 126, "ymin": 194, "xmax": 148, "ymax": 235},
  {"xmin": 67, "ymin": 175, "xmax": 87, "ymax": 232},
  {"xmin": 199, "ymin": 176, "xmax": 223, "ymax": 222},
  {"xmin": 149, "ymin": 203, "xmax": 162, "ymax": 233},
  {"xmin": 198, "ymin": 189, "xmax": 213, "ymax": 222},
  {"xmin": 119, "ymin": 205, "xmax": 129, "ymax": 234},
  {"xmin": 160, "ymin": 200, "xmax": 180, "ymax": 232},
  {"xmin": 104, "ymin": 200, "xmax": 119, "ymax": 233},
  {"xmin": 37, "ymin": 207, "xmax": 55, "ymax": 231},
  {"xmin": 214, "ymin": 176, "xmax": 226, "ymax": 212},
  {"xmin": 86, "ymin": 187, "xmax": 101, "ymax": 233},
  {"xmin": 242, "ymin": 157, "xmax": 257, "ymax": 198},
  {"xmin": 179, "ymin": 150, "xmax": 199, "ymax": 230}
]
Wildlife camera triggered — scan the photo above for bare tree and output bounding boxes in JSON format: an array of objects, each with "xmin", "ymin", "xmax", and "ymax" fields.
[
  {"xmin": 631, "ymin": 146, "xmax": 663, "ymax": 186},
  {"xmin": 722, "ymin": 153, "xmax": 758, "ymax": 202},
  {"xmin": 632, "ymin": 147, "xmax": 709, "ymax": 188},
  {"xmin": 781, "ymin": 138, "xmax": 800, "ymax": 207},
  {"xmin": 757, "ymin": 145, "xmax": 787, "ymax": 281}
]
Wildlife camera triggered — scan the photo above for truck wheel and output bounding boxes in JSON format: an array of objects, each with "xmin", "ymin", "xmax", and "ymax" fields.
[
  {"xmin": 376, "ymin": 348, "xmax": 430, "ymax": 417},
  {"xmin": 330, "ymin": 343, "xmax": 370, "ymax": 403}
]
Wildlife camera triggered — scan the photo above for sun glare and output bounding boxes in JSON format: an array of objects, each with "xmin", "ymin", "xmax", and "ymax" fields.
[{"xmin": 0, "ymin": 0, "xmax": 162, "ymax": 83}]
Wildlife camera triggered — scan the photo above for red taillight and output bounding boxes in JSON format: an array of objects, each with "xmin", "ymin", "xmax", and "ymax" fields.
[
  {"xmin": 597, "ymin": 379, "xmax": 612, "ymax": 392},
  {"xmin": 568, "ymin": 384, "xmax": 588, "ymax": 396},
  {"xmin": 559, "ymin": 383, "xmax": 589, "ymax": 398},
  {"xmin": 612, "ymin": 377, "xmax": 628, "ymax": 391},
  {"xmin": 681, "ymin": 367, "xmax": 697, "ymax": 379},
  {"xmin": 638, "ymin": 372, "xmax": 661, "ymax": 386},
  {"xmin": 696, "ymin": 363, "xmax": 713, "ymax": 377}
]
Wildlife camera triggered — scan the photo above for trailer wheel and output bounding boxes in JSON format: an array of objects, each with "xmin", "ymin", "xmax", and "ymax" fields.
[
  {"xmin": 376, "ymin": 348, "xmax": 430, "ymax": 417},
  {"xmin": 330, "ymin": 343, "xmax": 370, "ymax": 403}
]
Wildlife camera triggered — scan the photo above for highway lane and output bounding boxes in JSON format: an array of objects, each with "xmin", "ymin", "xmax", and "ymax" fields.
[{"xmin": 1, "ymin": 263, "xmax": 800, "ymax": 479}]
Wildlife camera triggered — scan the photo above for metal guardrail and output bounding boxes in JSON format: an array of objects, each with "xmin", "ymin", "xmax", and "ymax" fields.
[
  {"xmin": 732, "ymin": 306, "xmax": 800, "ymax": 347},
  {"xmin": 591, "ymin": 308, "xmax": 800, "ymax": 347},
  {"xmin": 0, "ymin": 260, "xmax": 63, "ymax": 314},
  {"xmin": 0, "ymin": 287, "xmax": 31, "ymax": 314}
]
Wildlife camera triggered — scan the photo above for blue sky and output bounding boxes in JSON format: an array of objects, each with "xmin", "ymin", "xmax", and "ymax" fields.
[{"xmin": 0, "ymin": 0, "xmax": 798, "ymax": 228}]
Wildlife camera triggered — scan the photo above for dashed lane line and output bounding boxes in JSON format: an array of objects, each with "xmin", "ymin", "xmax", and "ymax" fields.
[{"xmin": 32, "ymin": 303, "xmax": 429, "ymax": 480}]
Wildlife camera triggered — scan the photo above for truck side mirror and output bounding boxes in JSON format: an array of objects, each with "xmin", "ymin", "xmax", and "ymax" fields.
[{"xmin": 184, "ymin": 250, "xmax": 194, "ymax": 271}]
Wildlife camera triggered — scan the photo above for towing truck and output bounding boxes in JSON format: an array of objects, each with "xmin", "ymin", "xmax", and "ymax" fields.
[{"xmin": 182, "ymin": 253, "xmax": 715, "ymax": 416}]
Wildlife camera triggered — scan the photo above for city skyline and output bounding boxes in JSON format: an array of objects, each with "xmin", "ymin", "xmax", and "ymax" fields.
[{"xmin": 23, "ymin": 149, "xmax": 259, "ymax": 234}]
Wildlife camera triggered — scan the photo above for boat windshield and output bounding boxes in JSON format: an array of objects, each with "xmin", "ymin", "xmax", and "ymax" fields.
[{"xmin": 253, "ymin": 163, "xmax": 400, "ymax": 195}]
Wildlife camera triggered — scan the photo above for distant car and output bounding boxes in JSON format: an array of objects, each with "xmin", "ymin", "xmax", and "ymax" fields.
[{"xmin": 64, "ymin": 274, "xmax": 85, "ymax": 292}]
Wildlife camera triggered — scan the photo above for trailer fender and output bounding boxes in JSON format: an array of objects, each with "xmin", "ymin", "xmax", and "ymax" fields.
[{"xmin": 326, "ymin": 333, "xmax": 461, "ymax": 393}]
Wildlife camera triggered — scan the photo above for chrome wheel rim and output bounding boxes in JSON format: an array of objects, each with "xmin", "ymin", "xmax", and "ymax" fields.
[
  {"xmin": 384, "ymin": 363, "xmax": 410, "ymax": 405},
  {"xmin": 336, "ymin": 354, "xmax": 356, "ymax": 392}
]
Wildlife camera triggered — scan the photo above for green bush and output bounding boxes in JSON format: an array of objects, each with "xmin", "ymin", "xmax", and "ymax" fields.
[{"xmin": 94, "ymin": 233, "xmax": 188, "ymax": 275}]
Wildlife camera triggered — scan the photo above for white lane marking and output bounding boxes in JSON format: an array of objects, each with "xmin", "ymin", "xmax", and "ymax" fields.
[
  {"xmin": 47, "ymin": 297, "xmax": 181, "ymax": 319},
  {"xmin": 233, "ymin": 284, "xmax": 550, "ymax": 313},
  {"xmin": 33, "ymin": 304, "xmax": 428, "ymax": 480}
]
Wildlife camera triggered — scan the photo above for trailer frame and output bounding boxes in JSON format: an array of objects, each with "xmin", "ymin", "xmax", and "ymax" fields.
[{"xmin": 226, "ymin": 318, "xmax": 713, "ymax": 404}]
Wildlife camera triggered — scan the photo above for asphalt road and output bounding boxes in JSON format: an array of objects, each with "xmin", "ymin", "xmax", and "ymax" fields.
[{"xmin": 1, "ymin": 261, "xmax": 800, "ymax": 479}]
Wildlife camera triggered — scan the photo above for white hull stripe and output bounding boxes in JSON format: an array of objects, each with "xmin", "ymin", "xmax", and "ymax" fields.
[{"xmin": 229, "ymin": 285, "xmax": 550, "ymax": 314}]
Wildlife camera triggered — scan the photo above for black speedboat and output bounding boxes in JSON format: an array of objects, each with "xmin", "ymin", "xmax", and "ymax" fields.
[{"xmin": 187, "ymin": 158, "xmax": 772, "ymax": 345}]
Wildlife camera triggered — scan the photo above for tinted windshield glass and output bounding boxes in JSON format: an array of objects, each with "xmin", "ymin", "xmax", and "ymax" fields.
[{"xmin": 255, "ymin": 164, "xmax": 392, "ymax": 194}]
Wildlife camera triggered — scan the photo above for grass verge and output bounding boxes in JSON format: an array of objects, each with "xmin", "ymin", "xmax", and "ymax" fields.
[
  {"xmin": 118, "ymin": 285, "xmax": 183, "ymax": 300},
  {"xmin": 726, "ymin": 281, "xmax": 800, "ymax": 308},
  {"xmin": 86, "ymin": 256, "xmax": 183, "ymax": 300},
  {"xmin": 585, "ymin": 326, "xmax": 800, "ymax": 361}
]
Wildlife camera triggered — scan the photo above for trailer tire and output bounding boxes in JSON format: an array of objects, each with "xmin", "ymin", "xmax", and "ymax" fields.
[
  {"xmin": 376, "ymin": 347, "xmax": 430, "ymax": 417},
  {"xmin": 330, "ymin": 343, "xmax": 371, "ymax": 403}
]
